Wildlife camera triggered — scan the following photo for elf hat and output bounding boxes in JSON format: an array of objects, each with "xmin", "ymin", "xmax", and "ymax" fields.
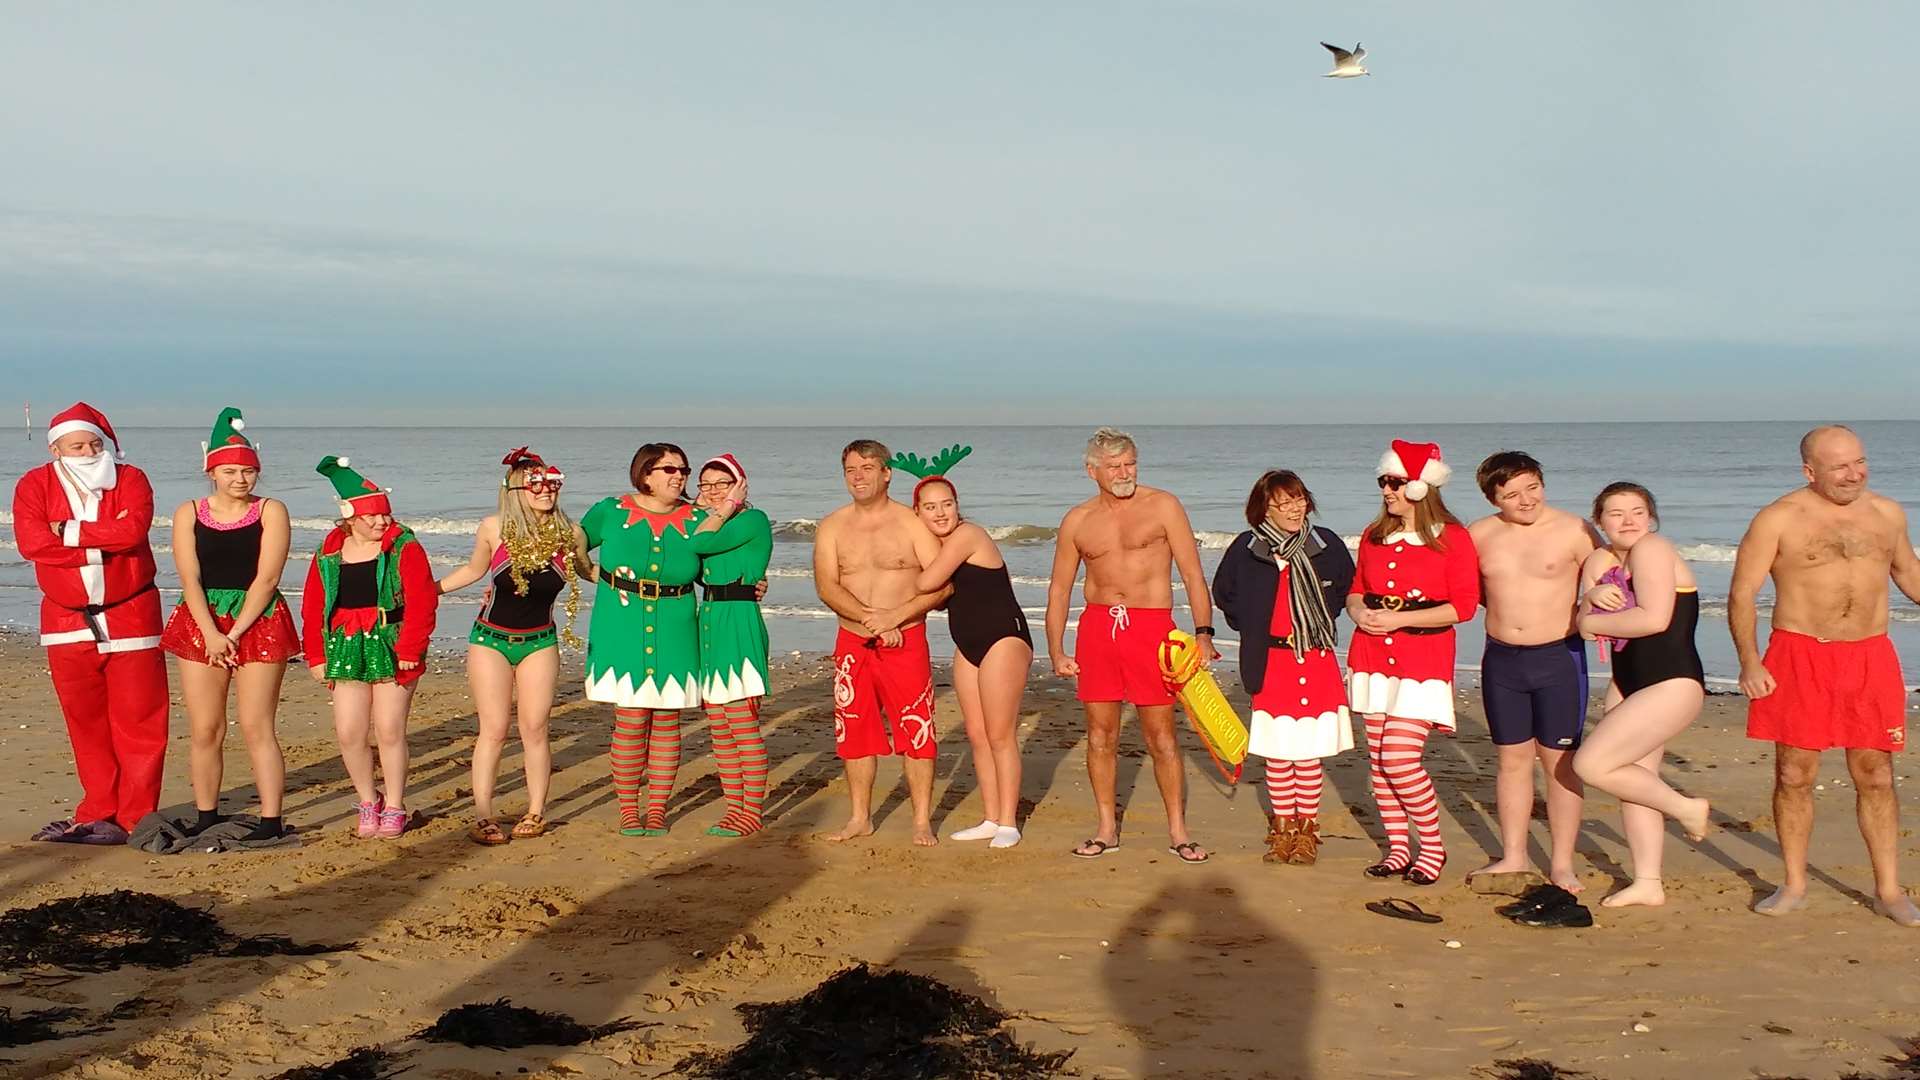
[
  {"xmin": 316, "ymin": 455, "xmax": 393, "ymax": 518},
  {"xmin": 700, "ymin": 453, "xmax": 746, "ymax": 484},
  {"xmin": 1377, "ymin": 439, "xmax": 1452, "ymax": 501},
  {"xmin": 46, "ymin": 402, "xmax": 125, "ymax": 459},
  {"xmin": 203, "ymin": 407, "xmax": 260, "ymax": 470}
]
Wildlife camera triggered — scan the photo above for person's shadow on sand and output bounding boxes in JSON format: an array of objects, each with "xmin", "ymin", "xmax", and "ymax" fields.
[{"xmin": 1104, "ymin": 877, "xmax": 1317, "ymax": 1080}]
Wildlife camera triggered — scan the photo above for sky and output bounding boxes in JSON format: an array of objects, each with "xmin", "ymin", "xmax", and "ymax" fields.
[{"xmin": 0, "ymin": 2, "xmax": 1915, "ymax": 425}]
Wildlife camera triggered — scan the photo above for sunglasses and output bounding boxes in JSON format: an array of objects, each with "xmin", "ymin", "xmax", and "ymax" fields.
[
  {"xmin": 1376, "ymin": 476, "xmax": 1408, "ymax": 491},
  {"xmin": 651, "ymin": 464, "xmax": 692, "ymax": 476},
  {"xmin": 508, "ymin": 469, "xmax": 565, "ymax": 493}
]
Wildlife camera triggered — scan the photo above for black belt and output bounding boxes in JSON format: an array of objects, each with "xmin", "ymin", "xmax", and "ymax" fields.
[
  {"xmin": 64, "ymin": 583, "xmax": 158, "ymax": 643},
  {"xmin": 1362, "ymin": 593, "xmax": 1447, "ymax": 635},
  {"xmin": 701, "ymin": 582, "xmax": 760, "ymax": 603},
  {"xmin": 598, "ymin": 569, "xmax": 693, "ymax": 599}
]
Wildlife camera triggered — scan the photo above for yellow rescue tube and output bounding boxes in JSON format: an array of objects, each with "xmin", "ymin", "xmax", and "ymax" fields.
[{"xmin": 1157, "ymin": 629, "xmax": 1249, "ymax": 781}]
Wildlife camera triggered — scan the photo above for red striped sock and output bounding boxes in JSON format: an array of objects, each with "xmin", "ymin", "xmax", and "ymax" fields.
[
  {"xmin": 1294, "ymin": 760, "xmax": 1325, "ymax": 819},
  {"xmin": 1365, "ymin": 714, "xmax": 1410, "ymax": 870},
  {"xmin": 705, "ymin": 702, "xmax": 743, "ymax": 818},
  {"xmin": 1264, "ymin": 759, "xmax": 1297, "ymax": 819},
  {"xmin": 611, "ymin": 708, "xmax": 651, "ymax": 831},
  {"xmin": 643, "ymin": 710, "xmax": 682, "ymax": 831},
  {"xmin": 1382, "ymin": 716, "xmax": 1445, "ymax": 878},
  {"xmin": 719, "ymin": 698, "xmax": 767, "ymax": 835}
]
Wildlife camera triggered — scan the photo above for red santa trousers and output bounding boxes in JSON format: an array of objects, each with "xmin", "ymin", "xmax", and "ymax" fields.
[{"xmin": 47, "ymin": 642, "xmax": 169, "ymax": 829}]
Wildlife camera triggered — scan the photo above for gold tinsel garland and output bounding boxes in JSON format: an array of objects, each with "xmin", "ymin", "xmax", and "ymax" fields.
[{"xmin": 501, "ymin": 514, "xmax": 586, "ymax": 650}]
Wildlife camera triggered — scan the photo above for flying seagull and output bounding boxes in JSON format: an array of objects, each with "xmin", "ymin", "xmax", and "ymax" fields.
[{"xmin": 1321, "ymin": 42, "xmax": 1368, "ymax": 78}]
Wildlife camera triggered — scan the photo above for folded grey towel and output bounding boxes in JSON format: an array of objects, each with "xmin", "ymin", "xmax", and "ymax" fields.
[{"xmin": 130, "ymin": 808, "xmax": 301, "ymax": 855}]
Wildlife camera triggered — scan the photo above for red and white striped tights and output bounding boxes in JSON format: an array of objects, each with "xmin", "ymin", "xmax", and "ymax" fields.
[
  {"xmin": 1263, "ymin": 759, "xmax": 1325, "ymax": 820},
  {"xmin": 612, "ymin": 708, "xmax": 681, "ymax": 833},
  {"xmin": 1365, "ymin": 714, "xmax": 1445, "ymax": 878},
  {"xmin": 703, "ymin": 697, "xmax": 768, "ymax": 836}
]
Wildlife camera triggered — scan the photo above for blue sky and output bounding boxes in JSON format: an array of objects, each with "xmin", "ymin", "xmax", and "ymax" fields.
[{"xmin": 1, "ymin": 2, "xmax": 1915, "ymax": 424}]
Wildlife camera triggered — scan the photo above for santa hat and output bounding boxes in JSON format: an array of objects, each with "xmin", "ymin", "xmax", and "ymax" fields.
[
  {"xmin": 1377, "ymin": 439, "xmax": 1452, "ymax": 501},
  {"xmin": 203, "ymin": 407, "xmax": 260, "ymax": 470},
  {"xmin": 46, "ymin": 402, "xmax": 124, "ymax": 459},
  {"xmin": 700, "ymin": 453, "xmax": 747, "ymax": 484},
  {"xmin": 501, "ymin": 446, "xmax": 564, "ymax": 486},
  {"xmin": 316, "ymin": 455, "xmax": 393, "ymax": 518}
]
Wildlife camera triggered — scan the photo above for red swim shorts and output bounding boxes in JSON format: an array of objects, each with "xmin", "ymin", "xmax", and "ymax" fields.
[
  {"xmin": 1747, "ymin": 630, "xmax": 1907, "ymax": 753},
  {"xmin": 1074, "ymin": 604, "xmax": 1175, "ymax": 707},
  {"xmin": 832, "ymin": 624, "xmax": 936, "ymax": 760}
]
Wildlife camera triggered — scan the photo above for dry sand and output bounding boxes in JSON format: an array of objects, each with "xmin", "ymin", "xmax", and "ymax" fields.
[{"xmin": 0, "ymin": 633, "xmax": 1916, "ymax": 1079}]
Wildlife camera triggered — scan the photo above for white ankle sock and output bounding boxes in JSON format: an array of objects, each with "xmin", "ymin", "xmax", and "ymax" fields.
[
  {"xmin": 950, "ymin": 820, "xmax": 999, "ymax": 841},
  {"xmin": 989, "ymin": 826, "xmax": 1022, "ymax": 848}
]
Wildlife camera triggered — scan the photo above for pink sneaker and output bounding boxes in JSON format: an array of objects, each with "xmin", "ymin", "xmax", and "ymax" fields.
[
  {"xmin": 355, "ymin": 798, "xmax": 384, "ymax": 839},
  {"xmin": 377, "ymin": 807, "xmax": 408, "ymax": 839}
]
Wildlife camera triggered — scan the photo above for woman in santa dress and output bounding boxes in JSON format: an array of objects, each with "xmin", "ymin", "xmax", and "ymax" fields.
[{"xmin": 1346, "ymin": 440, "xmax": 1481, "ymax": 886}]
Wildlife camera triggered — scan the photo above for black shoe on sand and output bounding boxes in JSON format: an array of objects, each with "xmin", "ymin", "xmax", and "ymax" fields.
[{"xmin": 1496, "ymin": 885, "xmax": 1575, "ymax": 920}]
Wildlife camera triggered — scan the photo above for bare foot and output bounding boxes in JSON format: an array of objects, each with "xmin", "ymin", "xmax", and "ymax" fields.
[
  {"xmin": 1469, "ymin": 856, "xmax": 1535, "ymax": 879},
  {"xmin": 1753, "ymin": 885, "xmax": 1808, "ymax": 916},
  {"xmin": 825, "ymin": 818, "xmax": 875, "ymax": 843},
  {"xmin": 1600, "ymin": 878, "xmax": 1666, "ymax": 908},
  {"xmin": 1873, "ymin": 893, "xmax": 1920, "ymax": 928},
  {"xmin": 1549, "ymin": 866, "xmax": 1585, "ymax": 894},
  {"xmin": 1677, "ymin": 797, "xmax": 1711, "ymax": 843},
  {"xmin": 912, "ymin": 821, "xmax": 937, "ymax": 847}
]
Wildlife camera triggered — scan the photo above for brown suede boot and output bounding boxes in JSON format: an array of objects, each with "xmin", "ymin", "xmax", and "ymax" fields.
[
  {"xmin": 1263, "ymin": 817, "xmax": 1296, "ymax": 864},
  {"xmin": 1287, "ymin": 817, "xmax": 1321, "ymax": 866}
]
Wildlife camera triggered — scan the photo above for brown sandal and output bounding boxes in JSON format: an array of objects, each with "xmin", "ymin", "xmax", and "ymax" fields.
[
  {"xmin": 468, "ymin": 818, "xmax": 510, "ymax": 846},
  {"xmin": 511, "ymin": 813, "xmax": 547, "ymax": 839},
  {"xmin": 1287, "ymin": 818, "xmax": 1321, "ymax": 866},
  {"xmin": 1263, "ymin": 818, "xmax": 1295, "ymax": 864}
]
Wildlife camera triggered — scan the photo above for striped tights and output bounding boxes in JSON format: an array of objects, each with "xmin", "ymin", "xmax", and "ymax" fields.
[
  {"xmin": 703, "ymin": 697, "xmax": 768, "ymax": 836},
  {"xmin": 612, "ymin": 708, "xmax": 681, "ymax": 833},
  {"xmin": 1365, "ymin": 714, "xmax": 1445, "ymax": 878},
  {"xmin": 1263, "ymin": 759, "xmax": 1325, "ymax": 819}
]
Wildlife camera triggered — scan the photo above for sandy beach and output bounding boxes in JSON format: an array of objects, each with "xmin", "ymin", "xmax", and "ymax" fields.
[{"xmin": 1, "ymin": 633, "xmax": 1916, "ymax": 1080}]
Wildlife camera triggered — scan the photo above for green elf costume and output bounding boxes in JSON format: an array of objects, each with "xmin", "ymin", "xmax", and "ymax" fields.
[
  {"xmin": 579, "ymin": 472, "xmax": 763, "ymax": 835},
  {"xmin": 299, "ymin": 456, "xmax": 439, "ymax": 686},
  {"xmin": 692, "ymin": 452, "xmax": 774, "ymax": 836}
]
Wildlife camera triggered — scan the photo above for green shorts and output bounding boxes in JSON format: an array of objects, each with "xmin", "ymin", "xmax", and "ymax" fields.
[{"xmin": 468, "ymin": 621, "xmax": 558, "ymax": 666}]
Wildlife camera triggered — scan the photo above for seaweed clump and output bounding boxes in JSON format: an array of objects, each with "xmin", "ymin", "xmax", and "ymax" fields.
[
  {"xmin": 416, "ymin": 998, "xmax": 644, "ymax": 1049},
  {"xmin": 270, "ymin": 1046, "xmax": 409, "ymax": 1080},
  {"xmin": 0, "ymin": 890, "xmax": 351, "ymax": 973}
]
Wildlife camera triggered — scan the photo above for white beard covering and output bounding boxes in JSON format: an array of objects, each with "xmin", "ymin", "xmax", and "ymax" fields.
[{"xmin": 57, "ymin": 452, "xmax": 119, "ymax": 494}]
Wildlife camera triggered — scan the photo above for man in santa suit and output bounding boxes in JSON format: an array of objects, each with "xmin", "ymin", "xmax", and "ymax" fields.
[{"xmin": 11, "ymin": 402, "xmax": 170, "ymax": 844}]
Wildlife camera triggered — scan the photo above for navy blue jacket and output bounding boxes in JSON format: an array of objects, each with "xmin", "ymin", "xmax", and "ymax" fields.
[{"xmin": 1211, "ymin": 525, "xmax": 1355, "ymax": 695}]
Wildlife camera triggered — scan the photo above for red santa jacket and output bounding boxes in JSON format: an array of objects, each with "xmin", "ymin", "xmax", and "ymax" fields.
[{"xmin": 11, "ymin": 461, "xmax": 164, "ymax": 651}]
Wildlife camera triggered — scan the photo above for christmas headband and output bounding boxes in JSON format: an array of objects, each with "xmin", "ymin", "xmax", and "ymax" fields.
[{"xmin": 889, "ymin": 444, "xmax": 972, "ymax": 502}]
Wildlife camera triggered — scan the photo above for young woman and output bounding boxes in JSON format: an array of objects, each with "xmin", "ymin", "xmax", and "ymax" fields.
[
  {"xmin": 1573, "ymin": 482, "xmax": 1710, "ymax": 908},
  {"xmin": 1212, "ymin": 469, "xmax": 1355, "ymax": 866},
  {"xmin": 160, "ymin": 407, "xmax": 298, "ymax": 839},
  {"xmin": 909, "ymin": 473, "xmax": 1033, "ymax": 848},
  {"xmin": 579, "ymin": 442, "xmax": 762, "ymax": 836},
  {"xmin": 438, "ymin": 448, "xmax": 590, "ymax": 846},
  {"xmin": 691, "ymin": 453, "xmax": 775, "ymax": 837},
  {"xmin": 1347, "ymin": 440, "xmax": 1480, "ymax": 886},
  {"xmin": 301, "ymin": 456, "xmax": 439, "ymax": 840}
]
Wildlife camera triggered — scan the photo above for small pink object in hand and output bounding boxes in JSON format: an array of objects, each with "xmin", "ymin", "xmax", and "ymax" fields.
[{"xmin": 1596, "ymin": 566, "xmax": 1637, "ymax": 660}]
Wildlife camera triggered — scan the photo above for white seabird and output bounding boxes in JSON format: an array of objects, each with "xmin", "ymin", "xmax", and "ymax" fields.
[{"xmin": 1321, "ymin": 42, "xmax": 1369, "ymax": 78}]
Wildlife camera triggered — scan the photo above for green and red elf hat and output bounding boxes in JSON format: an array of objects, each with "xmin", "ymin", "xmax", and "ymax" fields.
[
  {"xmin": 889, "ymin": 444, "xmax": 972, "ymax": 503},
  {"xmin": 203, "ymin": 407, "xmax": 260, "ymax": 470},
  {"xmin": 316, "ymin": 455, "xmax": 393, "ymax": 518}
]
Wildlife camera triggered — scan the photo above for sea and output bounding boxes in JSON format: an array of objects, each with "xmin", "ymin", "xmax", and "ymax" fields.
[{"xmin": 4, "ymin": 422, "xmax": 1917, "ymax": 689}]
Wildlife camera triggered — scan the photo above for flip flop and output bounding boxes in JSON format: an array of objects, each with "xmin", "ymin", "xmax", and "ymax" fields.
[
  {"xmin": 1071, "ymin": 838, "xmax": 1121, "ymax": 859},
  {"xmin": 30, "ymin": 819, "xmax": 76, "ymax": 842},
  {"xmin": 1366, "ymin": 898, "xmax": 1443, "ymax": 924},
  {"xmin": 1167, "ymin": 841, "xmax": 1210, "ymax": 865},
  {"xmin": 1469, "ymin": 870, "xmax": 1544, "ymax": 896}
]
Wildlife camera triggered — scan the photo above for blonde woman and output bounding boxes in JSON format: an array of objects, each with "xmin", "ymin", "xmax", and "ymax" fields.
[{"xmin": 439, "ymin": 448, "xmax": 590, "ymax": 845}]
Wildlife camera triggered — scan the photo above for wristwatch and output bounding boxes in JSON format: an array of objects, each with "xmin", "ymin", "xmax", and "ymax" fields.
[{"xmin": 1194, "ymin": 625, "xmax": 1216, "ymax": 636}]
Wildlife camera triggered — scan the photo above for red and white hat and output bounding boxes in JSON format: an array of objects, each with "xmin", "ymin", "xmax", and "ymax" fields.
[
  {"xmin": 46, "ymin": 402, "xmax": 124, "ymax": 459},
  {"xmin": 701, "ymin": 453, "xmax": 746, "ymax": 483},
  {"xmin": 1377, "ymin": 439, "xmax": 1452, "ymax": 501}
]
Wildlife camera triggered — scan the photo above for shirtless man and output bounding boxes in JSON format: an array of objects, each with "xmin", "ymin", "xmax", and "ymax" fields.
[
  {"xmin": 1466, "ymin": 451, "xmax": 1598, "ymax": 894},
  {"xmin": 1732, "ymin": 425, "xmax": 1920, "ymax": 927},
  {"xmin": 1045, "ymin": 427, "xmax": 1216, "ymax": 864},
  {"xmin": 813, "ymin": 440, "xmax": 952, "ymax": 846}
]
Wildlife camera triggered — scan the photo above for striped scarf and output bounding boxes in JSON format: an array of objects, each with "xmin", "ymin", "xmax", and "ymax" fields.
[{"xmin": 1253, "ymin": 522, "xmax": 1338, "ymax": 658}]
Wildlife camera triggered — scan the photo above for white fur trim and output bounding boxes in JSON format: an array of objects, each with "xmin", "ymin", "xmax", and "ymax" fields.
[
  {"xmin": 1376, "ymin": 448, "xmax": 1406, "ymax": 479},
  {"xmin": 40, "ymin": 630, "xmax": 161, "ymax": 652},
  {"xmin": 336, "ymin": 456, "xmax": 350, "ymax": 467},
  {"xmin": 1249, "ymin": 707, "xmax": 1353, "ymax": 760},
  {"xmin": 1405, "ymin": 480, "xmax": 1430, "ymax": 501},
  {"xmin": 585, "ymin": 666, "xmax": 700, "ymax": 709},
  {"xmin": 230, "ymin": 418, "xmax": 244, "ymax": 432},
  {"xmin": 338, "ymin": 501, "xmax": 356, "ymax": 519},
  {"xmin": 62, "ymin": 519, "xmax": 82, "ymax": 547},
  {"xmin": 1420, "ymin": 457, "xmax": 1452, "ymax": 488},
  {"xmin": 701, "ymin": 661, "xmax": 768, "ymax": 705},
  {"xmin": 47, "ymin": 419, "xmax": 107, "ymax": 446},
  {"xmin": 1347, "ymin": 671, "xmax": 1456, "ymax": 728}
]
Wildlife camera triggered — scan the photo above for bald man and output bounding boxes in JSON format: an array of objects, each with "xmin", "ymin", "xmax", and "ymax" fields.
[{"xmin": 1730, "ymin": 424, "xmax": 1920, "ymax": 927}]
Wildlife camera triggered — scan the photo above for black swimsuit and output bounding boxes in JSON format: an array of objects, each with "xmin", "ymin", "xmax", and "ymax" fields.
[
  {"xmin": 946, "ymin": 562, "xmax": 1032, "ymax": 666},
  {"xmin": 1612, "ymin": 589, "xmax": 1705, "ymax": 696}
]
